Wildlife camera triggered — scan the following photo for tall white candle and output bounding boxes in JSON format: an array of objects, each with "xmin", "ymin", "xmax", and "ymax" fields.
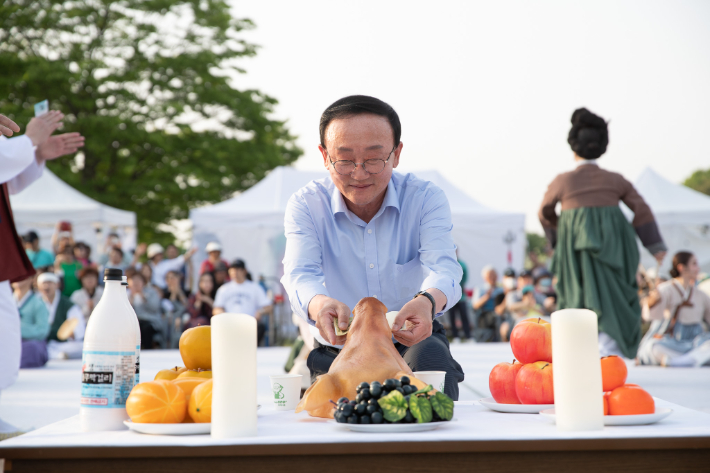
[
  {"xmin": 551, "ymin": 309, "xmax": 604, "ymax": 431},
  {"xmin": 211, "ymin": 313, "xmax": 258, "ymax": 438}
]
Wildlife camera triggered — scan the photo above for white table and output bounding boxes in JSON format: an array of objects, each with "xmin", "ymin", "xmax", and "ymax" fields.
[{"xmin": 2, "ymin": 398, "xmax": 709, "ymax": 472}]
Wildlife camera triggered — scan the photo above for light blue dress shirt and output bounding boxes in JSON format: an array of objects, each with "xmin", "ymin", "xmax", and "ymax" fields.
[{"xmin": 281, "ymin": 171, "xmax": 462, "ymax": 346}]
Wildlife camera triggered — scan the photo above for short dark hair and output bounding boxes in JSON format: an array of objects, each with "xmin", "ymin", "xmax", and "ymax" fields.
[
  {"xmin": 319, "ymin": 95, "xmax": 401, "ymax": 148},
  {"xmin": 111, "ymin": 247, "xmax": 124, "ymax": 258},
  {"xmin": 23, "ymin": 231, "xmax": 39, "ymax": 243}
]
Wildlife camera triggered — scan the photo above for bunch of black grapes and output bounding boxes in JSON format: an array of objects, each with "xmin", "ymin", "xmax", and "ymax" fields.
[{"xmin": 334, "ymin": 376, "xmax": 435, "ymax": 424}]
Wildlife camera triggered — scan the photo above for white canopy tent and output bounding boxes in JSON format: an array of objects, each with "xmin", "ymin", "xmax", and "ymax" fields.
[
  {"xmin": 629, "ymin": 167, "xmax": 710, "ymax": 276},
  {"xmin": 190, "ymin": 166, "xmax": 526, "ymax": 291},
  {"xmin": 10, "ymin": 168, "xmax": 137, "ymax": 257}
]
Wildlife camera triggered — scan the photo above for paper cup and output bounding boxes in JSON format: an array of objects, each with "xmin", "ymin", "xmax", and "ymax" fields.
[
  {"xmin": 269, "ymin": 374, "xmax": 302, "ymax": 411},
  {"xmin": 413, "ymin": 371, "xmax": 446, "ymax": 393}
]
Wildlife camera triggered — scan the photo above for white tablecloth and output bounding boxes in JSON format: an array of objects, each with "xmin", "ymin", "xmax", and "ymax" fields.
[{"xmin": 1, "ymin": 399, "xmax": 709, "ymax": 449}]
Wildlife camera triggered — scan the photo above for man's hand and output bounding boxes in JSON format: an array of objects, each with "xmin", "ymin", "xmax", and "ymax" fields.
[
  {"xmin": 0, "ymin": 114, "xmax": 20, "ymax": 137},
  {"xmin": 25, "ymin": 111, "xmax": 64, "ymax": 147},
  {"xmin": 184, "ymin": 247, "xmax": 198, "ymax": 259},
  {"xmin": 36, "ymin": 132, "xmax": 85, "ymax": 162},
  {"xmin": 309, "ymin": 295, "xmax": 351, "ymax": 346},
  {"xmin": 392, "ymin": 296, "xmax": 434, "ymax": 347},
  {"xmin": 135, "ymin": 243, "xmax": 147, "ymax": 256}
]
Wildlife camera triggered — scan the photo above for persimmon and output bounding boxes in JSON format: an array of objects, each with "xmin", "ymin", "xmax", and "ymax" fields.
[
  {"xmin": 607, "ymin": 385, "xmax": 654, "ymax": 415},
  {"xmin": 189, "ymin": 379, "xmax": 213, "ymax": 423},
  {"xmin": 179, "ymin": 326, "xmax": 211, "ymax": 370},
  {"xmin": 177, "ymin": 369, "xmax": 212, "ymax": 379},
  {"xmin": 126, "ymin": 380, "xmax": 186, "ymax": 423},
  {"xmin": 154, "ymin": 366, "xmax": 188, "ymax": 381},
  {"xmin": 171, "ymin": 378, "xmax": 208, "ymax": 401},
  {"xmin": 603, "ymin": 392, "xmax": 610, "ymax": 415},
  {"xmin": 600, "ymin": 356, "xmax": 627, "ymax": 392}
]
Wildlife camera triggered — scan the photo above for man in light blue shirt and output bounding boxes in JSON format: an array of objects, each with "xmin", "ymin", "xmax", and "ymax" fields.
[{"xmin": 281, "ymin": 95, "xmax": 464, "ymax": 399}]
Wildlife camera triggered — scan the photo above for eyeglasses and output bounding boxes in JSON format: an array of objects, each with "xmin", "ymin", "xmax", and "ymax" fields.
[{"xmin": 326, "ymin": 145, "xmax": 396, "ymax": 176}]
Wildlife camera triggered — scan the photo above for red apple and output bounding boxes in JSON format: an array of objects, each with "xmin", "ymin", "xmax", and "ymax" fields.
[
  {"xmin": 510, "ymin": 318, "xmax": 552, "ymax": 364},
  {"xmin": 489, "ymin": 360, "xmax": 524, "ymax": 404},
  {"xmin": 515, "ymin": 361, "xmax": 554, "ymax": 404}
]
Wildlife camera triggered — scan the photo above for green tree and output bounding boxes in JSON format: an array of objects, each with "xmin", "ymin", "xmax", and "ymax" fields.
[
  {"xmin": 684, "ymin": 169, "xmax": 710, "ymax": 196},
  {"xmin": 0, "ymin": 0, "xmax": 301, "ymax": 244}
]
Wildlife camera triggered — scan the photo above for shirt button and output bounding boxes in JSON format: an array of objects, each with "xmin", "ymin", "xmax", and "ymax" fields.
[
  {"xmin": 369, "ymin": 263, "xmax": 374, "ymax": 269},
  {"xmin": 367, "ymin": 229, "xmax": 372, "ymax": 234}
]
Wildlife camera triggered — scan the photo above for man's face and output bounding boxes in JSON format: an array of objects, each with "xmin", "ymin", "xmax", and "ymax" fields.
[
  {"xmin": 40, "ymin": 281, "xmax": 57, "ymax": 299},
  {"xmin": 319, "ymin": 114, "xmax": 402, "ymax": 212},
  {"xmin": 485, "ymin": 270, "xmax": 498, "ymax": 286},
  {"xmin": 208, "ymin": 250, "xmax": 221, "ymax": 260},
  {"xmin": 166, "ymin": 245, "xmax": 179, "ymax": 259},
  {"xmin": 109, "ymin": 249, "xmax": 122, "ymax": 264},
  {"xmin": 228, "ymin": 267, "xmax": 246, "ymax": 282}
]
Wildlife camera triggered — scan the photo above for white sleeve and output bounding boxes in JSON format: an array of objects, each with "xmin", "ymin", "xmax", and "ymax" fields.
[
  {"xmin": 164, "ymin": 255, "xmax": 186, "ymax": 271},
  {"xmin": 213, "ymin": 285, "xmax": 227, "ymax": 309},
  {"xmin": 0, "ymin": 135, "xmax": 42, "ymax": 191},
  {"xmin": 68, "ymin": 305, "xmax": 86, "ymax": 340}
]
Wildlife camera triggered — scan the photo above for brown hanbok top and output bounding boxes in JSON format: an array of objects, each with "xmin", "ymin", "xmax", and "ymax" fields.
[{"xmin": 539, "ymin": 163, "xmax": 665, "ymax": 253}]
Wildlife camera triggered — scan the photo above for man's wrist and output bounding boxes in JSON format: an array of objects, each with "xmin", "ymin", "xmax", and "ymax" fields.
[{"xmin": 413, "ymin": 291, "xmax": 436, "ymax": 319}]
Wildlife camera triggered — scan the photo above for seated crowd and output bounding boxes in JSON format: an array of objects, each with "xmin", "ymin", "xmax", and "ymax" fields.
[{"xmin": 16, "ymin": 224, "xmax": 273, "ymax": 368}]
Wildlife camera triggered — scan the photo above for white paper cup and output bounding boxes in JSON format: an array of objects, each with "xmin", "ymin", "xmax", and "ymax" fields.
[
  {"xmin": 413, "ymin": 371, "xmax": 446, "ymax": 393},
  {"xmin": 269, "ymin": 374, "xmax": 302, "ymax": 410}
]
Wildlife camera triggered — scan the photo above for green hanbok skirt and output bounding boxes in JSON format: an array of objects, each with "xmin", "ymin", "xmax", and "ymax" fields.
[{"xmin": 551, "ymin": 205, "xmax": 641, "ymax": 359}]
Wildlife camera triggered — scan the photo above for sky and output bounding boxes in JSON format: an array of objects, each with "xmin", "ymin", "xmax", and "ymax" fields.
[{"xmin": 226, "ymin": 0, "xmax": 710, "ymax": 232}]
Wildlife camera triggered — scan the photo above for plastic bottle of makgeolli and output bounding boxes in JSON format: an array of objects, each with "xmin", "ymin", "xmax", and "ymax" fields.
[
  {"xmin": 122, "ymin": 276, "xmax": 141, "ymax": 386},
  {"xmin": 80, "ymin": 268, "xmax": 137, "ymax": 431}
]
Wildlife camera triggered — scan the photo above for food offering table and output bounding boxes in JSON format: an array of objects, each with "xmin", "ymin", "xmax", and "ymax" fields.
[{"xmin": 1, "ymin": 399, "xmax": 709, "ymax": 473}]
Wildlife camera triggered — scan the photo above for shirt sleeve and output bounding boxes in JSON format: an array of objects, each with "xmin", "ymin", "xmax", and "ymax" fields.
[
  {"xmin": 20, "ymin": 296, "xmax": 50, "ymax": 340},
  {"xmin": 417, "ymin": 186, "xmax": 462, "ymax": 316},
  {"xmin": 0, "ymin": 135, "xmax": 40, "ymax": 190},
  {"xmin": 539, "ymin": 175, "xmax": 562, "ymax": 249},
  {"xmin": 280, "ymin": 195, "xmax": 330, "ymax": 325},
  {"xmin": 213, "ymin": 286, "xmax": 227, "ymax": 309},
  {"xmin": 619, "ymin": 177, "xmax": 667, "ymax": 255},
  {"xmin": 68, "ymin": 304, "xmax": 86, "ymax": 340}
]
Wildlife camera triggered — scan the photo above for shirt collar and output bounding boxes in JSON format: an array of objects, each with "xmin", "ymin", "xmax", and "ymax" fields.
[
  {"xmin": 330, "ymin": 176, "xmax": 401, "ymax": 219},
  {"xmin": 576, "ymin": 160, "xmax": 599, "ymax": 167}
]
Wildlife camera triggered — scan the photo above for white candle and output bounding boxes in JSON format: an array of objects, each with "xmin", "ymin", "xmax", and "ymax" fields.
[
  {"xmin": 211, "ymin": 313, "xmax": 258, "ymax": 438},
  {"xmin": 551, "ymin": 309, "xmax": 604, "ymax": 431}
]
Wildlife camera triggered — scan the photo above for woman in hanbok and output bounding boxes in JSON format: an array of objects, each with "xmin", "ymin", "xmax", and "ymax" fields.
[
  {"xmin": 539, "ymin": 108, "xmax": 667, "ymax": 359},
  {"xmin": 638, "ymin": 252, "xmax": 710, "ymax": 367}
]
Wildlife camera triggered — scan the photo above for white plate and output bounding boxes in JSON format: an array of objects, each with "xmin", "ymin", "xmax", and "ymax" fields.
[
  {"xmin": 332, "ymin": 420, "xmax": 453, "ymax": 433},
  {"xmin": 125, "ymin": 405, "xmax": 261, "ymax": 435},
  {"xmin": 479, "ymin": 397, "xmax": 554, "ymax": 414},
  {"xmin": 539, "ymin": 408, "xmax": 673, "ymax": 426},
  {"xmin": 124, "ymin": 421, "xmax": 210, "ymax": 435}
]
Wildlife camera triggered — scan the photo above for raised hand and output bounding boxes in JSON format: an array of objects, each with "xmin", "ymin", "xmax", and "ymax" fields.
[
  {"xmin": 36, "ymin": 132, "xmax": 85, "ymax": 162},
  {"xmin": 0, "ymin": 114, "xmax": 20, "ymax": 137},
  {"xmin": 25, "ymin": 111, "xmax": 64, "ymax": 147}
]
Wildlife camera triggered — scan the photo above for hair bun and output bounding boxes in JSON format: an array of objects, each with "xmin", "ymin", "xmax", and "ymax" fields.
[{"xmin": 567, "ymin": 108, "xmax": 608, "ymax": 160}]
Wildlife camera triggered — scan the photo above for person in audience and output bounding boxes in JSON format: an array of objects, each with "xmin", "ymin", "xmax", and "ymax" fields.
[
  {"xmin": 51, "ymin": 221, "xmax": 75, "ymax": 255},
  {"xmin": 97, "ymin": 233, "xmax": 132, "ymax": 268},
  {"xmin": 128, "ymin": 272, "xmax": 162, "ymax": 349},
  {"xmin": 73, "ymin": 242, "xmax": 94, "ymax": 268},
  {"xmin": 162, "ymin": 270, "xmax": 189, "ymax": 348},
  {"xmin": 54, "ymin": 241, "xmax": 82, "ymax": 298},
  {"xmin": 165, "ymin": 244, "xmax": 193, "ymax": 292},
  {"xmin": 200, "ymin": 242, "xmax": 230, "ymax": 278},
  {"xmin": 101, "ymin": 246, "xmax": 129, "ymax": 275},
  {"xmin": 38, "ymin": 272, "xmax": 85, "ymax": 359},
  {"xmin": 447, "ymin": 252, "xmax": 471, "ymax": 343},
  {"xmin": 185, "ymin": 272, "xmax": 215, "ymax": 329},
  {"xmin": 500, "ymin": 285, "xmax": 546, "ymax": 341},
  {"xmin": 213, "ymin": 259, "xmax": 272, "ymax": 345},
  {"xmin": 472, "ymin": 265, "xmax": 504, "ymax": 341},
  {"xmin": 637, "ymin": 251, "xmax": 710, "ymax": 366},
  {"xmin": 212, "ymin": 261, "xmax": 228, "ymax": 296},
  {"xmin": 70, "ymin": 267, "xmax": 103, "ymax": 322},
  {"xmin": 22, "ymin": 231, "xmax": 54, "ymax": 270},
  {"xmin": 13, "ymin": 276, "xmax": 49, "ymax": 368},
  {"xmin": 137, "ymin": 243, "xmax": 197, "ymax": 293}
]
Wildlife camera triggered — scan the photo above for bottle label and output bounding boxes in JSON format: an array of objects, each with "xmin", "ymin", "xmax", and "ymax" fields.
[
  {"xmin": 81, "ymin": 350, "xmax": 136, "ymax": 408},
  {"xmin": 135, "ymin": 345, "xmax": 141, "ymax": 384}
]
